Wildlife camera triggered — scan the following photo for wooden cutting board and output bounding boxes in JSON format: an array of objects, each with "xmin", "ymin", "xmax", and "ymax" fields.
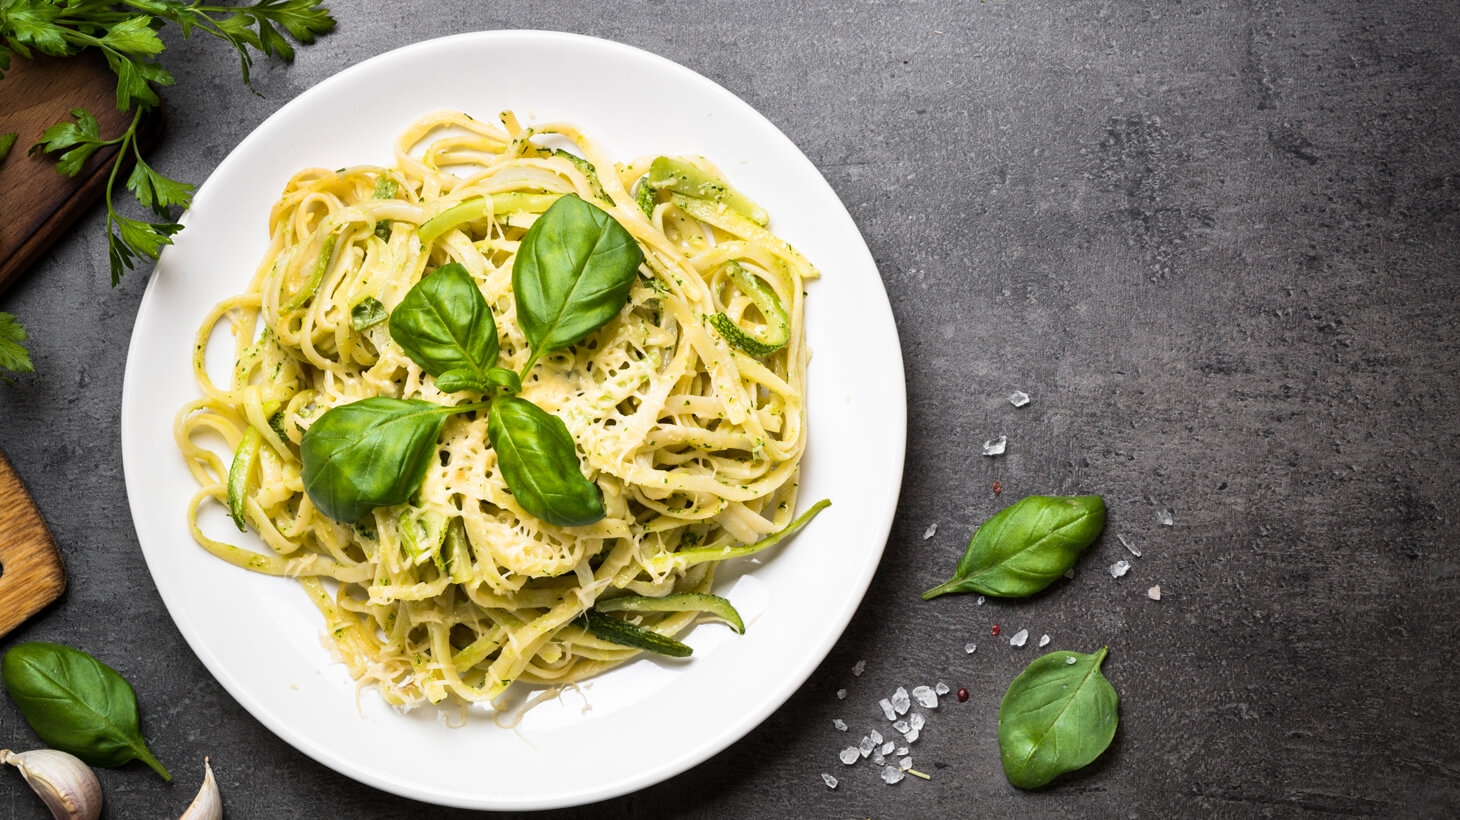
[
  {"xmin": 0, "ymin": 52, "xmax": 164, "ymax": 631},
  {"xmin": 0, "ymin": 451, "xmax": 66, "ymax": 637}
]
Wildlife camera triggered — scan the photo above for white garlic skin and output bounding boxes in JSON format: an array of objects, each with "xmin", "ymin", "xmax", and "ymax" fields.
[
  {"xmin": 179, "ymin": 757, "xmax": 222, "ymax": 820},
  {"xmin": 0, "ymin": 748, "xmax": 103, "ymax": 820}
]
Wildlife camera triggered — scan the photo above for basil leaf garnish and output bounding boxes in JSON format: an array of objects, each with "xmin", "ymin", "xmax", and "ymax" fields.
[
  {"xmin": 300, "ymin": 397, "xmax": 454, "ymax": 522},
  {"xmin": 389, "ymin": 263, "xmax": 499, "ymax": 385},
  {"xmin": 2, "ymin": 642, "xmax": 171, "ymax": 780},
  {"xmin": 922, "ymin": 495, "xmax": 1105, "ymax": 599},
  {"xmin": 487, "ymin": 396, "xmax": 605, "ymax": 527},
  {"xmin": 512, "ymin": 194, "xmax": 643, "ymax": 371},
  {"xmin": 999, "ymin": 648, "xmax": 1119, "ymax": 789},
  {"xmin": 350, "ymin": 296, "xmax": 387, "ymax": 331}
]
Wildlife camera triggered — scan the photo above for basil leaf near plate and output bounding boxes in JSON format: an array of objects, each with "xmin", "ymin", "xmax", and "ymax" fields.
[
  {"xmin": 998, "ymin": 648, "xmax": 1120, "ymax": 789},
  {"xmin": 1, "ymin": 642, "xmax": 171, "ymax": 780},
  {"xmin": 922, "ymin": 495, "xmax": 1106, "ymax": 600}
]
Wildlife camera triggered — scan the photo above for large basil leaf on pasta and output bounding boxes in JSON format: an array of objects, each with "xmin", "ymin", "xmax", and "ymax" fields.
[
  {"xmin": 488, "ymin": 396, "xmax": 605, "ymax": 527},
  {"xmin": 512, "ymin": 194, "xmax": 643, "ymax": 361},
  {"xmin": 301, "ymin": 397, "xmax": 449, "ymax": 522},
  {"xmin": 389, "ymin": 262, "xmax": 499, "ymax": 391}
]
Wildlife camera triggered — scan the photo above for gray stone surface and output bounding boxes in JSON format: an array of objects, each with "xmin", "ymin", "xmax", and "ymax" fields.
[{"xmin": 3, "ymin": 1, "xmax": 1459, "ymax": 816}]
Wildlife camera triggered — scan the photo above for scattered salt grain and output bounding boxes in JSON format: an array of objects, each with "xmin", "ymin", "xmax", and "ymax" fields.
[
  {"xmin": 1118, "ymin": 533, "xmax": 1142, "ymax": 558},
  {"xmin": 882, "ymin": 741, "xmax": 895, "ymax": 755},
  {"xmin": 822, "ymin": 773, "xmax": 838, "ymax": 789},
  {"xmin": 982, "ymin": 435, "xmax": 1008, "ymax": 456},
  {"xmin": 832, "ymin": 718, "xmax": 848, "ymax": 731},
  {"xmin": 964, "ymin": 642, "xmax": 978, "ymax": 654},
  {"xmin": 912, "ymin": 685, "xmax": 938, "ymax": 708},
  {"xmin": 1064, "ymin": 568, "xmax": 1076, "ymax": 579},
  {"xmin": 853, "ymin": 660, "xmax": 866, "ymax": 677},
  {"xmin": 910, "ymin": 713, "xmax": 926, "ymax": 731},
  {"xmin": 935, "ymin": 681, "xmax": 950, "ymax": 696},
  {"xmin": 922, "ymin": 523, "xmax": 938, "ymax": 540},
  {"xmin": 839, "ymin": 747, "xmax": 859, "ymax": 765},
  {"xmin": 872, "ymin": 752, "xmax": 885, "ymax": 766},
  {"xmin": 879, "ymin": 698, "xmax": 896, "ymax": 720},
  {"xmin": 881, "ymin": 765, "xmax": 906, "ymax": 785},
  {"xmin": 1157, "ymin": 508, "xmax": 1174, "ymax": 526},
  {"xmin": 1148, "ymin": 585, "xmax": 1162, "ymax": 601},
  {"xmin": 869, "ymin": 729, "xmax": 883, "ymax": 745},
  {"xmin": 1009, "ymin": 628, "xmax": 1029, "ymax": 647},
  {"xmin": 1009, "ymin": 390, "xmax": 1031, "ymax": 408},
  {"xmin": 836, "ymin": 688, "xmax": 847, "ymax": 700},
  {"xmin": 892, "ymin": 686, "xmax": 911, "ymax": 715},
  {"xmin": 976, "ymin": 595, "xmax": 985, "ymax": 606},
  {"xmin": 1066, "ymin": 656, "xmax": 1078, "ymax": 665},
  {"xmin": 1038, "ymin": 634, "xmax": 1051, "ymax": 648},
  {"xmin": 899, "ymin": 756, "xmax": 914, "ymax": 772},
  {"xmin": 896, "ymin": 744, "xmax": 909, "ymax": 756},
  {"xmin": 1110, "ymin": 560, "xmax": 1131, "ymax": 579},
  {"xmin": 859, "ymin": 736, "xmax": 875, "ymax": 757},
  {"xmin": 892, "ymin": 719, "xmax": 911, "ymax": 735},
  {"xmin": 903, "ymin": 727, "xmax": 920, "ymax": 743}
]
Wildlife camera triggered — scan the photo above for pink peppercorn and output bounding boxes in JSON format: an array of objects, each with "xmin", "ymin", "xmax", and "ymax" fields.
[
  {"xmin": 991, "ymin": 624, "xmax": 1000, "ymax": 636},
  {"xmin": 956, "ymin": 688, "xmax": 969, "ymax": 702}
]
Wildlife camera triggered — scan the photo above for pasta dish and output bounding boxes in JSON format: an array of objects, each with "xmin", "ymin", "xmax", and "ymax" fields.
[{"xmin": 174, "ymin": 110, "xmax": 821, "ymax": 709}]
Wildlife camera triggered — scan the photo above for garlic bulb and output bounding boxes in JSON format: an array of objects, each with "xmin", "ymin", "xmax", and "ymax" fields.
[
  {"xmin": 0, "ymin": 748, "xmax": 103, "ymax": 820},
  {"xmin": 179, "ymin": 757, "xmax": 222, "ymax": 820}
]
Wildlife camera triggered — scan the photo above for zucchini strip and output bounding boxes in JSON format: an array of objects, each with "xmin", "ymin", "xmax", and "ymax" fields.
[
  {"xmin": 708, "ymin": 261, "xmax": 790, "ymax": 357},
  {"xmin": 576, "ymin": 610, "xmax": 692, "ymax": 658},
  {"xmin": 596, "ymin": 592, "xmax": 745, "ymax": 634},
  {"xmin": 226, "ymin": 426, "xmax": 263, "ymax": 530}
]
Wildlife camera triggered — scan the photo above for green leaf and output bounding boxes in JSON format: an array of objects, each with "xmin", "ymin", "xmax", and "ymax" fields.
[
  {"xmin": 388, "ymin": 263, "xmax": 499, "ymax": 386},
  {"xmin": 2, "ymin": 642, "xmax": 171, "ymax": 780},
  {"xmin": 32, "ymin": 109, "xmax": 103, "ymax": 177},
  {"xmin": 576, "ymin": 610, "xmax": 691, "ymax": 658},
  {"xmin": 0, "ymin": 132, "xmax": 17, "ymax": 163},
  {"xmin": 6, "ymin": 5, "xmax": 72, "ymax": 57},
  {"xmin": 104, "ymin": 51, "xmax": 161, "ymax": 110},
  {"xmin": 264, "ymin": 0, "xmax": 337, "ymax": 43},
  {"xmin": 512, "ymin": 194, "xmax": 643, "ymax": 369},
  {"xmin": 349, "ymin": 296, "xmax": 387, "ymax": 331},
  {"xmin": 0, "ymin": 312, "xmax": 35, "ymax": 384},
  {"xmin": 100, "ymin": 16, "xmax": 166, "ymax": 58},
  {"xmin": 126, "ymin": 159, "xmax": 195, "ymax": 215},
  {"xmin": 487, "ymin": 396, "xmax": 605, "ymax": 527},
  {"xmin": 922, "ymin": 495, "xmax": 1106, "ymax": 600},
  {"xmin": 999, "ymin": 648, "xmax": 1119, "ymax": 789},
  {"xmin": 300, "ymin": 397, "xmax": 452, "ymax": 522}
]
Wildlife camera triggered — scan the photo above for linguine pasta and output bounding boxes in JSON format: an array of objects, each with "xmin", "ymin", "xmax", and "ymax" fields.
[{"xmin": 173, "ymin": 110, "xmax": 817, "ymax": 709}]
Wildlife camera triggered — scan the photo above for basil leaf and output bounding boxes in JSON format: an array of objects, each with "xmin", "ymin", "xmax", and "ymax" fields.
[
  {"xmin": 487, "ymin": 396, "xmax": 604, "ymax": 527},
  {"xmin": 1, "ymin": 642, "xmax": 171, "ymax": 780},
  {"xmin": 350, "ymin": 296, "xmax": 387, "ymax": 330},
  {"xmin": 999, "ymin": 648, "xmax": 1119, "ymax": 789},
  {"xmin": 389, "ymin": 263, "xmax": 499, "ymax": 385},
  {"xmin": 300, "ymin": 397, "xmax": 451, "ymax": 522},
  {"xmin": 435, "ymin": 366, "xmax": 522, "ymax": 396},
  {"xmin": 922, "ymin": 495, "xmax": 1105, "ymax": 599},
  {"xmin": 512, "ymin": 194, "xmax": 643, "ymax": 369}
]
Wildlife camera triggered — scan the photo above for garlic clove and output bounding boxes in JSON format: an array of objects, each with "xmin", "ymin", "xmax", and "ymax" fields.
[
  {"xmin": 0, "ymin": 748, "xmax": 103, "ymax": 820},
  {"xmin": 178, "ymin": 757, "xmax": 222, "ymax": 820}
]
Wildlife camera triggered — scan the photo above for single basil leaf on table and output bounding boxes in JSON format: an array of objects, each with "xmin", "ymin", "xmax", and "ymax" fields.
[
  {"xmin": 999, "ymin": 647, "xmax": 1119, "ymax": 789},
  {"xmin": 488, "ymin": 396, "xmax": 605, "ymax": 527},
  {"xmin": 1, "ymin": 642, "xmax": 171, "ymax": 780},
  {"xmin": 389, "ymin": 262, "xmax": 499, "ymax": 385},
  {"xmin": 512, "ymin": 194, "xmax": 643, "ymax": 371},
  {"xmin": 300, "ymin": 397, "xmax": 452, "ymax": 522},
  {"xmin": 922, "ymin": 495, "xmax": 1105, "ymax": 599}
]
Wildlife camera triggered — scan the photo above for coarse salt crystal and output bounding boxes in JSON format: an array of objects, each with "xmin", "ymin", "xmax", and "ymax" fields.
[
  {"xmin": 1064, "ymin": 568, "xmax": 1076, "ymax": 579},
  {"xmin": 964, "ymin": 642, "xmax": 978, "ymax": 654},
  {"xmin": 836, "ymin": 688, "xmax": 847, "ymax": 700},
  {"xmin": 1009, "ymin": 390, "xmax": 1031, "ymax": 407},
  {"xmin": 1118, "ymin": 533, "xmax": 1142, "ymax": 558},
  {"xmin": 912, "ymin": 685, "xmax": 938, "ymax": 708},
  {"xmin": 923, "ymin": 523, "xmax": 938, "ymax": 540},
  {"xmin": 869, "ymin": 729, "xmax": 883, "ymax": 745},
  {"xmin": 822, "ymin": 773, "xmax": 838, "ymax": 789},
  {"xmin": 839, "ymin": 747, "xmax": 859, "ymax": 765},
  {"xmin": 881, "ymin": 765, "xmax": 906, "ymax": 785},
  {"xmin": 893, "ymin": 719, "xmax": 911, "ymax": 734},
  {"xmin": 859, "ymin": 736, "xmax": 875, "ymax": 757},
  {"xmin": 1110, "ymin": 560, "xmax": 1131, "ymax": 578},
  {"xmin": 1038, "ymin": 634, "xmax": 1051, "ymax": 647},
  {"xmin": 896, "ymin": 744, "xmax": 909, "ymax": 756},
  {"xmin": 976, "ymin": 595, "xmax": 985, "ymax": 606},
  {"xmin": 1009, "ymin": 628, "xmax": 1029, "ymax": 647},
  {"xmin": 892, "ymin": 686, "xmax": 911, "ymax": 715},
  {"xmin": 982, "ymin": 435, "xmax": 1008, "ymax": 456},
  {"xmin": 1157, "ymin": 508, "xmax": 1174, "ymax": 526},
  {"xmin": 903, "ymin": 727, "xmax": 920, "ymax": 743},
  {"xmin": 882, "ymin": 741, "xmax": 895, "ymax": 755},
  {"xmin": 879, "ymin": 698, "xmax": 896, "ymax": 721},
  {"xmin": 833, "ymin": 718, "xmax": 848, "ymax": 731},
  {"xmin": 853, "ymin": 660, "xmax": 866, "ymax": 677},
  {"xmin": 899, "ymin": 756, "xmax": 914, "ymax": 771},
  {"xmin": 910, "ymin": 713, "xmax": 925, "ymax": 731},
  {"xmin": 872, "ymin": 751, "xmax": 885, "ymax": 766},
  {"xmin": 1148, "ymin": 585, "xmax": 1162, "ymax": 601},
  {"xmin": 935, "ymin": 681, "xmax": 950, "ymax": 696}
]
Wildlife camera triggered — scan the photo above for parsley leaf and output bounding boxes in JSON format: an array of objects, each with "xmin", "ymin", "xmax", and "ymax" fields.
[{"xmin": 0, "ymin": 313, "xmax": 35, "ymax": 385}]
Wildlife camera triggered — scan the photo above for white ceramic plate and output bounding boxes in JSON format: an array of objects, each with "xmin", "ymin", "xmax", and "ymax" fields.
[{"xmin": 122, "ymin": 30, "xmax": 904, "ymax": 810}]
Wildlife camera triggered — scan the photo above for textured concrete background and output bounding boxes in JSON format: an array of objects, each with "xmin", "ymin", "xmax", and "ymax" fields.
[{"xmin": 3, "ymin": 1, "xmax": 1459, "ymax": 817}]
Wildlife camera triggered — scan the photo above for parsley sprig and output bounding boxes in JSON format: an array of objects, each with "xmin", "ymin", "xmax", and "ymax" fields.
[{"xmin": 0, "ymin": 0, "xmax": 333, "ymax": 382}]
